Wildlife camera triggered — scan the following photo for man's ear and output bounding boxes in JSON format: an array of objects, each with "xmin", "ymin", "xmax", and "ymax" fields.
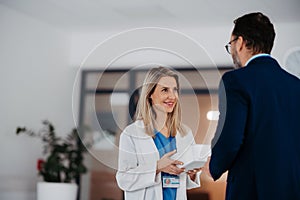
[{"xmin": 236, "ymin": 36, "xmax": 244, "ymax": 52}]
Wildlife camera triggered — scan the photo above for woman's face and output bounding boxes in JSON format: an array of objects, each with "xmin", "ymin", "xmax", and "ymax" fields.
[{"xmin": 150, "ymin": 76, "xmax": 178, "ymax": 114}]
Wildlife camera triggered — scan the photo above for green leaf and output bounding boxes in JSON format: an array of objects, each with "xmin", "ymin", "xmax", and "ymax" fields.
[
  {"xmin": 15, "ymin": 120, "xmax": 89, "ymax": 182},
  {"xmin": 16, "ymin": 127, "xmax": 26, "ymax": 134}
]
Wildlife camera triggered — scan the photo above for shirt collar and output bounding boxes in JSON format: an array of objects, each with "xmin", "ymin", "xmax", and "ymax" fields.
[{"xmin": 245, "ymin": 53, "xmax": 271, "ymax": 66}]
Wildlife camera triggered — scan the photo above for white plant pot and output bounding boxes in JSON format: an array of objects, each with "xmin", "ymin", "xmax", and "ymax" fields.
[{"xmin": 37, "ymin": 182, "xmax": 78, "ymax": 200}]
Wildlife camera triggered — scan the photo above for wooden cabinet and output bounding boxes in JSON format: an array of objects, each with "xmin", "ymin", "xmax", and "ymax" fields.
[{"xmin": 90, "ymin": 171, "xmax": 123, "ymax": 200}]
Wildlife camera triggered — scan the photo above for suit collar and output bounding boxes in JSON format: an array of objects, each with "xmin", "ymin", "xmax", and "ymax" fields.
[{"xmin": 245, "ymin": 53, "xmax": 271, "ymax": 66}]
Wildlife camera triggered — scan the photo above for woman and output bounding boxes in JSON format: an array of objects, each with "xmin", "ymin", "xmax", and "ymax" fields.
[{"xmin": 116, "ymin": 67, "xmax": 201, "ymax": 200}]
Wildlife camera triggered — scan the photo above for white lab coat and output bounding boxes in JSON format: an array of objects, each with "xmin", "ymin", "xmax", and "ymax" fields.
[{"xmin": 116, "ymin": 120, "xmax": 201, "ymax": 200}]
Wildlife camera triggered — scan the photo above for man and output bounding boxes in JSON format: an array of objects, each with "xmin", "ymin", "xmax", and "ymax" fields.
[{"xmin": 203, "ymin": 12, "xmax": 300, "ymax": 200}]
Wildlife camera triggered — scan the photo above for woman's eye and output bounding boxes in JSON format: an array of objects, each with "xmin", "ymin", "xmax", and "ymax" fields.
[{"xmin": 162, "ymin": 88, "xmax": 168, "ymax": 92}]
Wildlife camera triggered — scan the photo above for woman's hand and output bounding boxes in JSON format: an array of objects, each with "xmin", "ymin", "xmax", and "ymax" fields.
[
  {"xmin": 187, "ymin": 168, "xmax": 202, "ymax": 181},
  {"xmin": 156, "ymin": 150, "xmax": 185, "ymax": 175}
]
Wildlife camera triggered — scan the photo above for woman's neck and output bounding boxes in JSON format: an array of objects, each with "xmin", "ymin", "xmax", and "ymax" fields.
[{"xmin": 154, "ymin": 112, "xmax": 169, "ymax": 137}]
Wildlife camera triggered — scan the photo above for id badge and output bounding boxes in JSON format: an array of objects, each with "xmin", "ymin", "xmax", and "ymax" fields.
[{"xmin": 162, "ymin": 176, "xmax": 180, "ymax": 188}]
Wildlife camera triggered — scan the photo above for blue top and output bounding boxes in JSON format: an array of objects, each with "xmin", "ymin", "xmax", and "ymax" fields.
[{"xmin": 153, "ymin": 131, "xmax": 177, "ymax": 200}]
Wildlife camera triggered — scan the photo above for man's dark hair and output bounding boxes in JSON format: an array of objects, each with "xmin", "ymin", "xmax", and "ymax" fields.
[{"xmin": 232, "ymin": 12, "xmax": 275, "ymax": 54}]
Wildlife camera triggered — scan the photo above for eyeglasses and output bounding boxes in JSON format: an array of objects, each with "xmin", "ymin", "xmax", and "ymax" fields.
[{"xmin": 225, "ymin": 37, "xmax": 238, "ymax": 54}]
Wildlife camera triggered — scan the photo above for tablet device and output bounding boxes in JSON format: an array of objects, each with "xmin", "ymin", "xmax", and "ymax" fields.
[
  {"xmin": 172, "ymin": 144, "xmax": 210, "ymax": 171},
  {"xmin": 180, "ymin": 160, "xmax": 206, "ymax": 171}
]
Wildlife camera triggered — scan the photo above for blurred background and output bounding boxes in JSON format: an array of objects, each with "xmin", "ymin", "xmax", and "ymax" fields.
[{"xmin": 1, "ymin": 0, "xmax": 300, "ymax": 200}]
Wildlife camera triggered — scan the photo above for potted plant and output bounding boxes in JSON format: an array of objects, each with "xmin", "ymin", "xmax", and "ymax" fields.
[{"xmin": 16, "ymin": 120, "xmax": 89, "ymax": 200}]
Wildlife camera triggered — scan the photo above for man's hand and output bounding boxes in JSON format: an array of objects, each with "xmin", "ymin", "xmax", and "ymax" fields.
[
  {"xmin": 202, "ymin": 156, "xmax": 213, "ymax": 179},
  {"xmin": 187, "ymin": 168, "xmax": 202, "ymax": 181}
]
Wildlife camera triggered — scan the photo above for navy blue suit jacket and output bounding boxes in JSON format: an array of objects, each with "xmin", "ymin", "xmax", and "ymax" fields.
[{"xmin": 210, "ymin": 56, "xmax": 300, "ymax": 200}]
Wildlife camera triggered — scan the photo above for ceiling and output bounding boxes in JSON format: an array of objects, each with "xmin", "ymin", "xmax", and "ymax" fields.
[{"xmin": 1, "ymin": 0, "xmax": 300, "ymax": 32}]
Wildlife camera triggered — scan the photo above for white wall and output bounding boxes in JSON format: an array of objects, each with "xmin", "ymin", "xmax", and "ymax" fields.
[
  {"xmin": 69, "ymin": 23, "xmax": 300, "ymax": 70},
  {"xmin": 1, "ymin": 3, "xmax": 300, "ymax": 200},
  {"xmin": 68, "ymin": 26, "xmax": 232, "ymax": 69},
  {"xmin": 0, "ymin": 5, "xmax": 78, "ymax": 200}
]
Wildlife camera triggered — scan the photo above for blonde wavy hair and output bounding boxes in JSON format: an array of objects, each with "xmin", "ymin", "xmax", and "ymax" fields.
[{"xmin": 135, "ymin": 66, "xmax": 187, "ymax": 137}]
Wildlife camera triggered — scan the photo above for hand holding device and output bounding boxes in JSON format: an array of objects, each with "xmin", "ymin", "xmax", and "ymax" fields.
[{"xmin": 156, "ymin": 150, "xmax": 185, "ymax": 175}]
